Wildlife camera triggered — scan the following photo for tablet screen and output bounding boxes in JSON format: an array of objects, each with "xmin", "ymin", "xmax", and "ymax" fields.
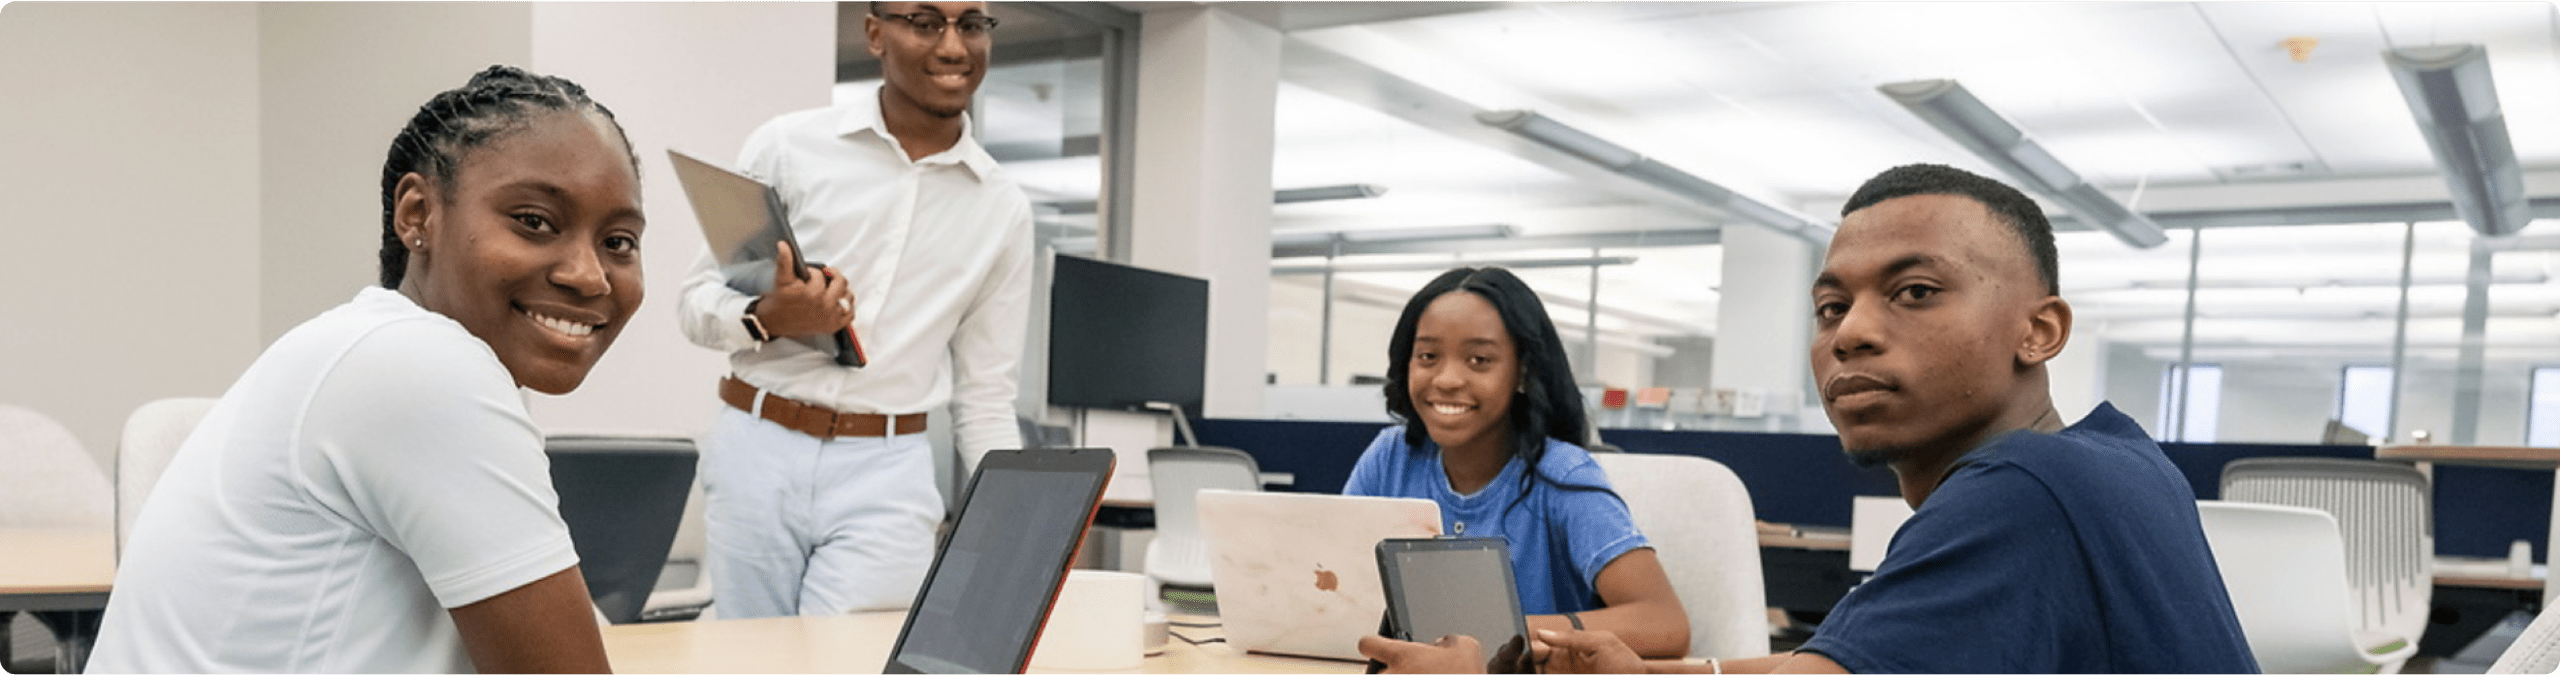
[
  {"xmin": 886, "ymin": 448, "xmax": 1113, "ymax": 674},
  {"xmin": 1379, "ymin": 538, "xmax": 1527, "ymax": 653}
]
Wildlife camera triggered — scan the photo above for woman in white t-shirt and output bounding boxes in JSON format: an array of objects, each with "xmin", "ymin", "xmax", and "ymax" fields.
[{"xmin": 90, "ymin": 65, "xmax": 645, "ymax": 673}]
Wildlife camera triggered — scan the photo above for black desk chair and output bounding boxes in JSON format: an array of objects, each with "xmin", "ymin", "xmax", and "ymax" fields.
[{"xmin": 547, "ymin": 434, "xmax": 697, "ymax": 625}]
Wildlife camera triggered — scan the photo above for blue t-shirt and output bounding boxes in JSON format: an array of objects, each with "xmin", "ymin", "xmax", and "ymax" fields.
[
  {"xmin": 1798, "ymin": 402, "xmax": 2257, "ymax": 673},
  {"xmin": 1341, "ymin": 427, "xmax": 1647, "ymax": 615}
]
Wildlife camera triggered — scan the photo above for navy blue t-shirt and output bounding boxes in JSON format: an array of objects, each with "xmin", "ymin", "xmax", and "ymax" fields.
[{"xmin": 1797, "ymin": 402, "xmax": 2257, "ymax": 673}]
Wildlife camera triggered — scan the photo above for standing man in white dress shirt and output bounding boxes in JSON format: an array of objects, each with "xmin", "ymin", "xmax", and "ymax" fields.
[{"xmin": 677, "ymin": 0, "xmax": 1033, "ymax": 618}]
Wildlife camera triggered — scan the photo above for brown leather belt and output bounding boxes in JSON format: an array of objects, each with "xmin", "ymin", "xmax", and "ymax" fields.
[{"xmin": 719, "ymin": 376, "xmax": 926, "ymax": 440}]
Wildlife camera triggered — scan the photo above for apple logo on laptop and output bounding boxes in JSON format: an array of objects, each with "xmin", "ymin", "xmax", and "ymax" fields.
[{"xmin": 1313, "ymin": 564, "xmax": 1339, "ymax": 592}]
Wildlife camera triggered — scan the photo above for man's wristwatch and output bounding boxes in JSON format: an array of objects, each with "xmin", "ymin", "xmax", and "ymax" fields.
[{"xmin": 741, "ymin": 299, "xmax": 774, "ymax": 343}]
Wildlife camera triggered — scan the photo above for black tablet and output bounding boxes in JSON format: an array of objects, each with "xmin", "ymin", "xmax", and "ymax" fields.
[
  {"xmin": 883, "ymin": 448, "xmax": 1115, "ymax": 674},
  {"xmin": 1375, "ymin": 537, "xmax": 1530, "ymax": 657}
]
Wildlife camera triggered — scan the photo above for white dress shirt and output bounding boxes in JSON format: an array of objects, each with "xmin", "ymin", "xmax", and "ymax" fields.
[{"xmin": 678, "ymin": 85, "xmax": 1034, "ymax": 459}]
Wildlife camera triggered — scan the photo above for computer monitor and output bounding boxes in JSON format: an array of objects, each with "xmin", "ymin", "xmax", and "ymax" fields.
[{"xmin": 1046, "ymin": 254, "xmax": 1209, "ymax": 419}]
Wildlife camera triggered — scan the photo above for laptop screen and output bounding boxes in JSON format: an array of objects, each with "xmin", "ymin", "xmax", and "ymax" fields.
[{"xmin": 886, "ymin": 448, "xmax": 1114, "ymax": 674}]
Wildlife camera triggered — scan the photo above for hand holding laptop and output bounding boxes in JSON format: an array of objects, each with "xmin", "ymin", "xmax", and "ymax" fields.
[{"xmin": 750, "ymin": 240, "xmax": 856, "ymax": 340}]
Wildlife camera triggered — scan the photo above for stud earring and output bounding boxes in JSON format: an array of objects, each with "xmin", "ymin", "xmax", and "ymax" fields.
[{"xmin": 414, "ymin": 239, "xmax": 425, "ymax": 248}]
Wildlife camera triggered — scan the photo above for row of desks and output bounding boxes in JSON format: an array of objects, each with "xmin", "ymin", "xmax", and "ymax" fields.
[{"xmin": 6, "ymin": 444, "xmax": 2554, "ymax": 672}]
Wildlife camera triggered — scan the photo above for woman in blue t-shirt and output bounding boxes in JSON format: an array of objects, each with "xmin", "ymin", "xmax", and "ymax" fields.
[{"xmin": 1345, "ymin": 266, "xmax": 1689, "ymax": 663}]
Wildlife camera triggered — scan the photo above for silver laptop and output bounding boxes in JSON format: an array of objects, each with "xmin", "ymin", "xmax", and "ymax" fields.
[{"xmin": 1197, "ymin": 490, "xmax": 1442, "ymax": 661}]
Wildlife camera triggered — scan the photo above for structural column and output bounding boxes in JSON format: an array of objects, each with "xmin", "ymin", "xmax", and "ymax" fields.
[
  {"xmin": 1713, "ymin": 224, "xmax": 1819, "ymax": 430},
  {"xmin": 1129, "ymin": 6, "xmax": 1280, "ymax": 419}
]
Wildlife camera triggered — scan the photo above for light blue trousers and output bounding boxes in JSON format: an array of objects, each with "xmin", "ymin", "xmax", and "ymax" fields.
[{"xmin": 702, "ymin": 406, "xmax": 943, "ymax": 618}]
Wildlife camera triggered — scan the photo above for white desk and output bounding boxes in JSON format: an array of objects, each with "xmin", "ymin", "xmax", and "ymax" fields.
[
  {"xmin": 2376, "ymin": 445, "xmax": 2560, "ymax": 603},
  {"xmin": 602, "ymin": 611, "xmax": 1364, "ymax": 674},
  {"xmin": 0, "ymin": 526, "xmax": 115, "ymax": 673}
]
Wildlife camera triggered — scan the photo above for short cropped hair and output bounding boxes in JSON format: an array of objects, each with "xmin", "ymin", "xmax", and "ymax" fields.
[{"xmin": 1841, "ymin": 163, "xmax": 2060, "ymax": 296}]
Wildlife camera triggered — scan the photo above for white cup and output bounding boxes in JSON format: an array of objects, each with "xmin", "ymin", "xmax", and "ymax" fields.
[
  {"xmin": 1031, "ymin": 570, "xmax": 1147, "ymax": 671},
  {"xmin": 2510, "ymin": 539, "xmax": 2534, "ymax": 578}
]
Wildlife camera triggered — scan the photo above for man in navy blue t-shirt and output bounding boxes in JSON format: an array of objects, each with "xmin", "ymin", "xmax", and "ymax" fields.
[{"xmin": 1524, "ymin": 164, "xmax": 2257, "ymax": 674}]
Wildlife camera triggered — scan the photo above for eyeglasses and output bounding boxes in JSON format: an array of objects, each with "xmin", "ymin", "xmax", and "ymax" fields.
[{"xmin": 874, "ymin": 11, "xmax": 998, "ymax": 40}]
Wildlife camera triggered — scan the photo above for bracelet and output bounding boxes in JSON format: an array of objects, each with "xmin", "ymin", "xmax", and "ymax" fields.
[
  {"xmin": 1563, "ymin": 612, "xmax": 1582, "ymax": 630},
  {"xmin": 1681, "ymin": 657, "xmax": 1722, "ymax": 674}
]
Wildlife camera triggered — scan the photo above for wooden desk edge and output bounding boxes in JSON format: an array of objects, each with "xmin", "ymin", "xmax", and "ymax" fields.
[{"xmin": 2376, "ymin": 445, "xmax": 2560, "ymax": 470}]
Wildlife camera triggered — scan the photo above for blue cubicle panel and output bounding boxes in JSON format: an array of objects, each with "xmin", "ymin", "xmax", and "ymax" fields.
[
  {"xmin": 1597, "ymin": 428, "xmax": 1901, "ymax": 527},
  {"xmin": 1191, "ymin": 418, "xmax": 2550, "ymax": 559},
  {"xmin": 1189, "ymin": 418, "xmax": 1383, "ymax": 495},
  {"xmin": 2430, "ymin": 465, "xmax": 2553, "ymax": 559}
]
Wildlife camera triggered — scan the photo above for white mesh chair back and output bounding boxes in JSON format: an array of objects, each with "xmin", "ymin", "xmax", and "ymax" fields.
[
  {"xmin": 1144, "ymin": 446, "xmax": 1260, "ymax": 587},
  {"xmin": 2221, "ymin": 457, "xmax": 2430, "ymax": 673},
  {"xmin": 116, "ymin": 397, "xmax": 218, "ymax": 557},
  {"xmin": 0, "ymin": 404, "xmax": 110, "ymax": 529},
  {"xmin": 2489, "ymin": 607, "xmax": 2560, "ymax": 674},
  {"xmin": 2197, "ymin": 500, "xmax": 2383, "ymax": 674},
  {"xmin": 1590, "ymin": 452, "xmax": 1771, "ymax": 659}
]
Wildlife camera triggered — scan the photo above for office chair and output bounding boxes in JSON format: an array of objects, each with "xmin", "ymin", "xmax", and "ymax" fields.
[
  {"xmin": 115, "ymin": 397, "xmax": 217, "ymax": 558},
  {"xmin": 1142, "ymin": 446, "xmax": 1261, "ymax": 596},
  {"xmin": 1847, "ymin": 495, "xmax": 1913, "ymax": 576},
  {"xmin": 545, "ymin": 434, "xmax": 697, "ymax": 625},
  {"xmin": 2487, "ymin": 606, "xmax": 2560, "ymax": 673},
  {"xmin": 639, "ymin": 477, "xmax": 712, "ymax": 622},
  {"xmin": 2196, "ymin": 500, "xmax": 2415, "ymax": 673},
  {"xmin": 1, "ymin": 404, "xmax": 110, "ymax": 673},
  {"xmin": 1590, "ymin": 452, "xmax": 1770, "ymax": 659},
  {"xmin": 2221, "ymin": 457, "xmax": 2431, "ymax": 674}
]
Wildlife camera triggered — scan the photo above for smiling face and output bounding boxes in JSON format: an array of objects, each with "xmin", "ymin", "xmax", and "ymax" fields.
[
  {"xmin": 394, "ymin": 110, "xmax": 645, "ymax": 395},
  {"xmin": 1811, "ymin": 193, "xmax": 2052, "ymax": 467},
  {"xmin": 867, "ymin": 1, "xmax": 991, "ymax": 120},
  {"xmin": 1407, "ymin": 291, "xmax": 1520, "ymax": 458}
]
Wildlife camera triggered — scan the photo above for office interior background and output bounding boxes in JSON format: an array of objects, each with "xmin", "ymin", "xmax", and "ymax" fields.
[{"xmin": 6, "ymin": 1, "xmax": 2560, "ymax": 483}]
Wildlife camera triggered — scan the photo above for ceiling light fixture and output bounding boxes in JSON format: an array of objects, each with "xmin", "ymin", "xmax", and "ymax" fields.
[
  {"xmin": 1270, "ymin": 224, "xmax": 1520, "ymax": 248},
  {"xmin": 1045, "ymin": 183, "xmax": 1387, "ymax": 215},
  {"xmin": 1274, "ymin": 183, "xmax": 1388, "ymax": 204},
  {"xmin": 1878, "ymin": 79, "xmax": 2170, "ymax": 249},
  {"xmin": 1473, "ymin": 109, "xmax": 1834, "ymax": 243},
  {"xmin": 1270, "ymin": 255, "xmax": 1637, "ymax": 275},
  {"xmin": 2385, "ymin": 44, "xmax": 2528, "ymax": 237}
]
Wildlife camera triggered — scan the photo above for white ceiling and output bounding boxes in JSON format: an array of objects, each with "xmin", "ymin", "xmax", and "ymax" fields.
[{"xmin": 939, "ymin": 2, "xmax": 2560, "ymax": 366}]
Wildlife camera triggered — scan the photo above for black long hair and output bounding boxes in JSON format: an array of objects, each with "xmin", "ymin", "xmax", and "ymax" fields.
[
  {"xmin": 1383, "ymin": 267, "xmax": 1606, "ymax": 510},
  {"xmin": 377, "ymin": 65, "xmax": 637, "ymax": 288}
]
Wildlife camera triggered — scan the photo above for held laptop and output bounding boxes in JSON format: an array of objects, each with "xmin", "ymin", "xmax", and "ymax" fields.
[
  {"xmin": 884, "ymin": 448, "xmax": 1115, "ymax": 674},
  {"xmin": 664, "ymin": 149, "xmax": 865, "ymax": 367},
  {"xmin": 1196, "ymin": 490, "xmax": 1442, "ymax": 661}
]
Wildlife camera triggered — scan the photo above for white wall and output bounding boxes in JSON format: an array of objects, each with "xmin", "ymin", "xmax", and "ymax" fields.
[
  {"xmin": 257, "ymin": 3, "xmax": 532, "ymax": 343},
  {"xmin": 523, "ymin": 2, "xmax": 836, "ymax": 436},
  {"xmin": 0, "ymin": 3, "xmax": 264, "ymax": 472},
  {"xmin": 0, "ymin": 2, "xmax": 837, "ymax": 473}
]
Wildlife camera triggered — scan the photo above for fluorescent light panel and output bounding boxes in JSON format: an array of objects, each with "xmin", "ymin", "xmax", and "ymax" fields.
[
  {"xmin": 1271, "ymin": 255, "xmax": 1638, "ymax": 275},
  {"xmin": 1878, "ymin": 79, "xmax": 2170, "ymax": 249},
  {"xmin": 1271, "ymin": 224, "xmax": 1520, "ymax": 248},
  {"xmin": 1473, "ymin": 109, "xmax": 1834, "ymax": 243},
  {"xmin": 2386, "ymin": 44, "xmax": 2528, "ymax": 237},
  {"xmin": 1043, "ymin": 183, "xmax": 1387, "ymax": 215}
]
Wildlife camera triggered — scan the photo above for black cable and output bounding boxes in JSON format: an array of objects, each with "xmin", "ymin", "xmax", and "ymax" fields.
[{"xmin": 1167, "ymin": 631, "xmax": 1226, "ymax": 646}]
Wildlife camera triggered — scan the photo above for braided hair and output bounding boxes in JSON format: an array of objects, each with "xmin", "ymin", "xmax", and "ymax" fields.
[
  {"xmin": 1384, "ymin": 267, "xmax": 1613, "ymax": 513},
  {"xmin": 377, "ymin": 65, "xmax": 638, "ymax": 288}
]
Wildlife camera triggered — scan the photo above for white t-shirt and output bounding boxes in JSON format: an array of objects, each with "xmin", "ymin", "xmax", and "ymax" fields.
[{"xmin": 90, "ymin": 287, "xmax": 579, "ymax": 673}]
